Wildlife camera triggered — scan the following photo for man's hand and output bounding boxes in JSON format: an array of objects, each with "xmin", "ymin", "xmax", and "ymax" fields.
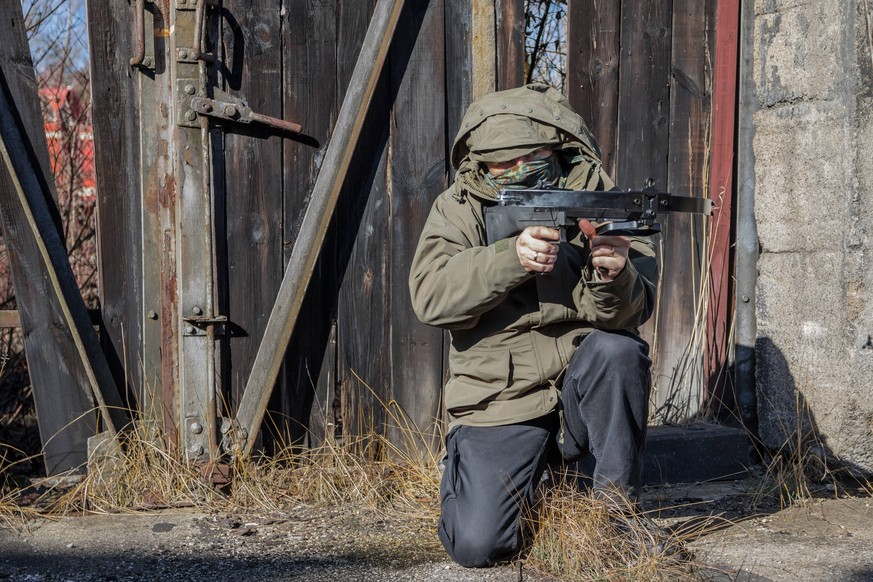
[
  {"xmin": 516, "ymin": 226, "xmax": 559, "ymax": 274},
  {"xmin": 578, "ymin": 219, "xmax": 630, "ymax": 282}
]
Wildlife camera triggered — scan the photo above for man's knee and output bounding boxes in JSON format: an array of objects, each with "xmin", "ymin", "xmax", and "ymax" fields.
[
  {"xmin": 579, "ymin": 330, "xmax": 648, "ymax": 364},
  {"xmin": 439, "ymin": 510, "xmax": 517, "ymax": 567}
]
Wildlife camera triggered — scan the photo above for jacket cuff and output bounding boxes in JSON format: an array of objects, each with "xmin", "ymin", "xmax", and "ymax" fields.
[{"xmin": 584, "ymin": 258, "xmax": 638, "ymax": 291}]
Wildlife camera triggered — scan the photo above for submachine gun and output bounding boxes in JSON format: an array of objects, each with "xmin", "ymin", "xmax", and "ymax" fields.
[{"xmin": 483, "ymin": 181, "xmax": 714, "ymax": 244}]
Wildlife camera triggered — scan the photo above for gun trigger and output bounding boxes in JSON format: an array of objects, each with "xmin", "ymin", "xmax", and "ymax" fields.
[{"xmin": 559, "ymin": 228, "xmax": 567, "ymax": 244}]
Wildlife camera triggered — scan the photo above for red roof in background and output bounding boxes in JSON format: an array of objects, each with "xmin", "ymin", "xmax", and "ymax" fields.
[{"xmin": 39, "ymin": 85, "xmax": 95, "ymax": 192}]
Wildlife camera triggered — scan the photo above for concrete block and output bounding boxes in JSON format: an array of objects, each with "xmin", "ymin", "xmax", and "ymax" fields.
[{"xmin": 642, "ymin": 424, "xmax": 752, "ymax": 485}]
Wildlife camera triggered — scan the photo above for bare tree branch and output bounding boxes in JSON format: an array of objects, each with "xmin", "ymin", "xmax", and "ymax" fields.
[{"xmin": 524, "ymin": 0, "xmax": 567, "ymax": 91}]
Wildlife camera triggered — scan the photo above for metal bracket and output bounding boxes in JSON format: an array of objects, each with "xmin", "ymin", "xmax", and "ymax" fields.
[
  {"xmin": 184, "ymin": 415, "xmax": 207, "ymax": 460},
  {"xmin": 176, "ymin": 48, "xmax": 200, "ymax": 64},
  {"xmin": 182, "ymin": 313, "xmax": 228, "ymax": 337},
  {"xmin": 176, "ymin": 80, "xmax": 201, "ymax": 128}
]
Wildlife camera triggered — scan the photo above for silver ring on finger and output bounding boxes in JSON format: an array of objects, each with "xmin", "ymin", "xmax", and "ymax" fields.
[{"xmin": 535, "ymin": 252, "xmax": 541, "ymax": 263}]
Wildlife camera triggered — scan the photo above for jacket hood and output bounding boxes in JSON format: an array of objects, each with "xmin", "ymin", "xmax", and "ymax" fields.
[{"xmin": 451, "ymin": 83, "xmax": 602, "ymax": 170}]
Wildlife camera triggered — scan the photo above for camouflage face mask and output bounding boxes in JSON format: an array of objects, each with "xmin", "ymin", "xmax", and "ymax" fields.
[{"xmin": 484, "ymin": 154, "xmax": 562, "ymax": 189}]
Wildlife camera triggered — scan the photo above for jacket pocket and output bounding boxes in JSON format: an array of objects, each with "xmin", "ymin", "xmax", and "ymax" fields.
[{"xmin": 446, "ymin": 348, "xmax": 512, "ymax": 412}]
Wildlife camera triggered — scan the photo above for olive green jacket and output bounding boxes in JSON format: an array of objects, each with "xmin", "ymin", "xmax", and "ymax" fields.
[{"xmin": 408, "ymin": 85, "xmax": 659, "ymax": 428}]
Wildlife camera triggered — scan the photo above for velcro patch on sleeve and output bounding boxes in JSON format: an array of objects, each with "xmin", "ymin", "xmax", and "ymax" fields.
[{"xmin": 494, "ymin": 238, "xmax": 511, "ymax": 253}]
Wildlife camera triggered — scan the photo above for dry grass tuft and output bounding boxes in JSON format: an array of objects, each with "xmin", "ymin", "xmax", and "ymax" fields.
[
  {"xmin": 522, "ymin": 475, "xmax": 708, "ymax": 582},
  {"xmin": 48, "ymin": 420, "xmax": 221, "ymax": 514},
  {"xmin": 0, "ymin": 445, "xmax": 39, "ymax": 529},
  {"xmin": 25, "ymin": 395, "xmax": 442, "ymax": 522},
  {"xmin": 748, "ymin": 390, "xmax": 842, "ymax": 510},
  {"xmin": 751, "ymin": 446, "xmax": 820, "ymax": 509},
  {"xmin": 229, "ymin": 431, "xmax": 441, "ymax": 519}
]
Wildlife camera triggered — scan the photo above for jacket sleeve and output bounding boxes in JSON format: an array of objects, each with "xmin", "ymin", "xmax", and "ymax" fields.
[
  {"xmin": 572, "ymin": 237, "xmax": 659, "ymax": 330},
  {"xmin": 409, "ymin": 195, "xmax": 533, "ymax": 330}
]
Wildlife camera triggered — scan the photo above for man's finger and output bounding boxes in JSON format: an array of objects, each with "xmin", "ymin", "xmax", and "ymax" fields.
[
  {"xmin": 524, "ymin": 226, "xmax": 561, "ymax": 241},
  {"xmin": 577, "ymin": 219, "xmax": 597, "ymax": 239}
]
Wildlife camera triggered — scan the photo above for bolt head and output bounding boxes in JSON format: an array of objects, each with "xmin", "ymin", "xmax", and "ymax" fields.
[
  {"xmin": 223, "ymin": 104, "xmax": 238, "ymax": 117},
  {"xmin": 184, "ymin": 83, "xmax": 196, "ymax": 95},
  {"xmin": 192, "ymin": 306, "xmax": 203, "ymax": 315},
  {"xmin": 184, "ymin": 110, "xmax": 197, "ymax": 121},
  {"xmin": 147, "ymin": 310, "xmax": 158, "ymax": 320},
  {"xmin": 179, "ymin": 49, "xmax": 189, "ymax": 60},
  {"xmin": 190, "ymin": 422, "xmax": 203, "ymax": 434}
]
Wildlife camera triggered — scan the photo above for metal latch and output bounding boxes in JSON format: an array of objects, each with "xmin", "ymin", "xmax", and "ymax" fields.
[{"xmin": 191, "ymin": 96, "xmax": 303, "ymax": 134}]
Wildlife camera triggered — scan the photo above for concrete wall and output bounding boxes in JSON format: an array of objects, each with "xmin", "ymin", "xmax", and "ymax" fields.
[{"xmin": 750, "ymin": 0, "xmax": 873, "ymax": 474}]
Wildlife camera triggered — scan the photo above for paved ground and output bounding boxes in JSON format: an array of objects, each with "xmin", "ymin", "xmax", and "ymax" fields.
[
  {"xmin": 1, "ymin": 482, "xmax": 871, "ymax": 581},
  {"xmin": 649, "ymin": 482, "xmax": 873, "ymax": 582},
  {"xmin": 691, "ymin": 496, "xmax": 873, "ymax": 581}
]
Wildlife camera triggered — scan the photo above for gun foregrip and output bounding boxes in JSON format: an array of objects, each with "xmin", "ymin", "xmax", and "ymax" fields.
[{"xmin": 595, "ymin": 220, "xmax": 662, "ymax": 237}]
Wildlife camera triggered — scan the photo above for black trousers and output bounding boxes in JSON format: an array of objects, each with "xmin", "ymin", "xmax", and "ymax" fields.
[{"xmin": 438, "ymin": 330, "xmax": 651, "ymax": 568}]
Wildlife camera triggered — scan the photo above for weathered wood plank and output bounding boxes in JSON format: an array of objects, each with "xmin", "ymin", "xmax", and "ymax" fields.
[
  {"xmin": 471, "ymin": 0, "xmax": 496, "ymax": 98},
  {"xmin": 388, "ymin": 0, "xmax": 447, "ymax": 453},
  {"xmin": 615, "ymin": 0, "xmax": 672, "ymax": 189},
  {"xmin": 706, "ymin": 0, "xmax": 741, "ymax": 416},
  {"xmin": 135, "ymin": 1, "xmax": 167, "ymax": 422},
  {"xmin": 220, "ymin": 0, "xmax": 286, "ymax": 416},
  {"xmin": 280, "ymin": 0, "xmax": 341, "ymax": 447},
  {"xmin": 497, "ymin": 0, "xmax": 524, "ymax": 89},
  {"xmin": 335, "ymin": 0, "xmax": 389, "ymax": 440},
  {"xmin": 0, "ymin": 1, "xmax": 125, "ymax": 474},
  {"xmin": 86, "ymin": 0, "xmax": 147, "ymax": 416},
  {"xmin": 566, "ymin": 0, "xmax": 621, "ymax": 176},
  {"xmin": 0, "ymin": 310, "xmax": 19, "ymax": 328},
  {"xmin": 652, "ymin": 0, "xmax": 715, "ymax": 422},
  {"xmin": 445, "ymin": 0, "xmax": 472, "ymax": 147},
  {"xmin": 336, "ymin": 139, "xmax": 390, "ymax": 440}
]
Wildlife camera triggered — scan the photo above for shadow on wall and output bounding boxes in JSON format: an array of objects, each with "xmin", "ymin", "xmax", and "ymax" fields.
[{"xmin": 755, "ymin": 336, "xmax": 871, "ymax": 480}]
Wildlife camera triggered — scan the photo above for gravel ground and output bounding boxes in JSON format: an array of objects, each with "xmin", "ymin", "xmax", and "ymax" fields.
[
  {"xmin": 0, "ymin": 506, "xmax": 518, "ymax": 582},
  {"xmin": 1, "ymin": 482, "xmax": 872, "ymax": 581}
]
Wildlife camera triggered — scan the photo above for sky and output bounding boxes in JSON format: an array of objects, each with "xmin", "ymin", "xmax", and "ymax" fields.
[{"xmin": 22, "ymin": 0, "xmax": 90, "ymax": 75}]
